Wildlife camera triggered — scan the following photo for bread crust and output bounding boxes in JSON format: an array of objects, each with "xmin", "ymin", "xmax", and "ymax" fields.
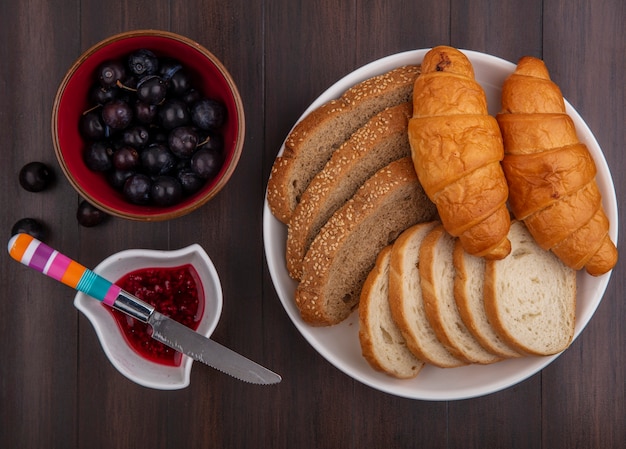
[
  {"xmin": 359, "ymin": 246, "xmax": 425, "ymax": 379},
  {"xmin": 496, "ymin": 56, "xmax": 617, "ymax": 275},
  {"xmin": 453, "ymin": 240, "xmax": 521, "ymax": 359},
  {"xmin": 418, "ymin": 225, "xmax": 500, "ymax": 364},
  {"xmin": 388, "ymin": 221, "xmax": 466, "ymax": 368},
  {"xmin": 267, "ymin": 65, "xmax": 420, "ymax": 224},
  {"xmin": 295, "ymin": 157, "xmax": 437, "ymax": 326},
  {"xmin": 524, "ymin": 181, "xmax": 601, "ymax": 250},
  {"xmin": 483, "ymin": 221, "xmax": 576, "ymax": 356},
  {"xmin": 551, "ymin": 208, "xmax": 611, "ymax": 270},
  {"xmin": 503, "ymin": 143, "xmax": 597, "ymax": 219},
  {"xmin": 286, "ymin": 102, "xmax": 412, "ymax": 280},
  {"xmin": 497, "ymin": 113, "xmax": 578, "ymax": 155},
  {"xmin": 408, "ymin": 115, "xmax": 504, "ymax": 197},
  {"xmin": 408, "ymin": 46, "xmax": 511, "ymax": 259}
]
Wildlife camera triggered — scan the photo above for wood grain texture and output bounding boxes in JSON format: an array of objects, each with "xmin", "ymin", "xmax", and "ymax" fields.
[
  {"xmin": 1, "ymin": 1, "xmax": 81, "ymax": 448},
  {"xmin": 541, "ymin": 1, "xmax": 626, "ymax": 448},
  {"xmin": 0, "ymin": 0, "xmax": 624, "ymax": 447}
]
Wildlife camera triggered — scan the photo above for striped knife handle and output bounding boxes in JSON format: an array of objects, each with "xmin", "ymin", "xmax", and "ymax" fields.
[
  {"xmin": 8, "ymin": 233, "xmax": 122, "ymax": 306},
  {"xmin": 8, "ymin": 233, "xmax": 154, "ymax": 321}
]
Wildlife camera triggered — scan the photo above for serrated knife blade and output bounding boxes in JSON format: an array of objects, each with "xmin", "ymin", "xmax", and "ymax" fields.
[
  {"xmin": 148, "ymin": 311, "xmax": 281, "ymax": 384},
  {"xmin": 8, "ymin": 233, "xmax": 282, "ymax": 385}
]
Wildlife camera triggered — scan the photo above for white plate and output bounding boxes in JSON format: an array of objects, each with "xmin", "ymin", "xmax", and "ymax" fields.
[{"xmin": 263, "ymin": 49, "xmax": 618, "ymax": 400}]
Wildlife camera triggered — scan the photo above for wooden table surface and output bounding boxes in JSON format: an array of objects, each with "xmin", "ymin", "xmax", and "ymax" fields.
[{"xmin": 1, "ymin": 0, "xmax": 624, "ymax": 448}]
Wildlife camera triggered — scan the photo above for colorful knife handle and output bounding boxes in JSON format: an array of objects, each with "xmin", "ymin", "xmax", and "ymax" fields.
[
  {"xmin": 8, "ymin": 233, "xmax": 121, "ymax": 306},
  {"xmin": 8, "ymin": 233, "xmax": 155, "ymax": 322}
]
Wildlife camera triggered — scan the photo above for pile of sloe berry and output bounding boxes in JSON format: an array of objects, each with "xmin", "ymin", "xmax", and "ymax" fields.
[{"xmin": 80, "ymin": 48, "xmax": 227, "ymax": 207}]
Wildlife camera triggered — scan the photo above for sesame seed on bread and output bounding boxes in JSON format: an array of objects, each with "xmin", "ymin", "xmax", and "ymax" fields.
[
  {"xmin": 295, "ymin": 157, "xmax": 437, "ymax": 326},
  {"xmin": 267, "ymin": 65, "xmax": 421, "ymax": 224},
  {"xmin": 286, "ymin": 102, "xmax": 413, "ymax": 280}
]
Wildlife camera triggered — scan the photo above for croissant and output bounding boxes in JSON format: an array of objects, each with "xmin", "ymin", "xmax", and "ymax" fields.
[
  {"xmin": 496, "ymin": 56, "xmax": 617, "ymax": 276},
  {"xmin": 408, "ymin": 46, "xmax": 511, "ymax": 259}
]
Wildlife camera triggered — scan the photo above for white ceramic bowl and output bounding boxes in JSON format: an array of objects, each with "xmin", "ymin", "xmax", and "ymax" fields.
[
  {"xmin": 263, "ymin": 49, "xmax": 618, "ymax": 400},
  {"xmin": 74, "ymin": 244, "xmax": 223, "ymax": 389}
]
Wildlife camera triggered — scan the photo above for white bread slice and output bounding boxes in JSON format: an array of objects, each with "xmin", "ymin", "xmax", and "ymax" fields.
[
  {"xmin": 295, "ymin": 157, "xmax": 437, "ymax": 326},
  {"xmin": 286, "ymin": 102, "xmax": 413, "ymax": 280},
  {"xmin": 484, "ymin": 220, "xmax": 576, "ymax": 355},
  {"xmin": 453, "ymin": 240, "xmax": 522, "ymax": 359},
  {"xmin": 359, "ymin": 246, "xmax": 425, "ymax": 378},
  {"xmin": 267, "ymin": 65, "xmax": 421, "ymax": 223},
  {"xmin": 419, "ymin": 225, "xmax": 501, "ymax": 364},
  {"xmin": 388, "ymin": 222, "xmax": 466, "ymax": 368}
]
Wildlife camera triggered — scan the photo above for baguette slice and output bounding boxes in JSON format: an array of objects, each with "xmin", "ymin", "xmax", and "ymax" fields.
[
  {"xmin": 484, "ymin": 220, "xmax": 576, "ymax": 355},
  {"xmin": 267, "ymin": 65, "xmax": 421, "ymax": 223},
  {"xmin": 453, "ymin": 241, "xmax": 521, "ymax": 359},
  {"xmin": 286, "ymin": 102, "xmax": 413, "ymax": 280},
  {"xmin": 419, "ymin": 225, "xmax": 501, "ymax": 364},
  {"xmin": 389, "ymin": 222, "xmax": 466, "ymax": 368},
  {"xmin": 295, "ymin": 157, "xmax": 437, "ymax": 326},
  {"xmin": 359, "ymin": 246, "xmax": 425, "ymax": 379}
]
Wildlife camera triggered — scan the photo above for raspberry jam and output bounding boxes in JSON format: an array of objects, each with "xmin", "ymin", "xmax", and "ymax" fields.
[{"xmin": 107, "ymin": 264, "xmax": 204, "ymax": 366}]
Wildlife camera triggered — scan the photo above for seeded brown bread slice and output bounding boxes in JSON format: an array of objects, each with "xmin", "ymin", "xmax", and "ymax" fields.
[
  {"xmin": 419, "ymin": 225, "xmax": 501, "ymax": 364},
  {"xmin": 359, "ymin": 245, "xmax": 425, "ymax": 379},
  {"xmin": 453, "ymin": 240, "xmax": 521, "ymax": 359},
  {"xmin": 286, "ymin": 102, "xmax": 413, "ymax": 280},
  {"xmin": 483, "ymin": 220, "xmax": 576, "ymax": 356},
  {"xmin": 388, "ymin": 221, "xmax": 466, "ymax": 368},
  {"xmin": 267, "ymin": 65, "xmax": 421, "ymax": 224},
  {"xmin": 295, "ymin": 157, "xmax": 437, "ymax": 326}
]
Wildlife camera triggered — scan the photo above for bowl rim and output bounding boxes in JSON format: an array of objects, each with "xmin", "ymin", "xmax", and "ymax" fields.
[
  {"xmin": 263, "ymin": 48, "xmax": 618, "ymax": 400},
  {"xmin": 51, "ymin": 29, "xmax": 246, "ymax": 221},
  {"xmin": 74, "ymin": 243, "xmax": 223, "ymax": 389}
]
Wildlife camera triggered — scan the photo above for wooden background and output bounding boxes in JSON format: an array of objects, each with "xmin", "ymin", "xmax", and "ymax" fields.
[{"xmin": 1, "ymin": 0, "xmax": 624, "ymax": 447}]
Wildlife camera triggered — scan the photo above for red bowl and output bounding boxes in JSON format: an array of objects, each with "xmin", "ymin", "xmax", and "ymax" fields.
[{"xmin": 52, "ymin": 30, "xmax": 245, "ymax": 221}]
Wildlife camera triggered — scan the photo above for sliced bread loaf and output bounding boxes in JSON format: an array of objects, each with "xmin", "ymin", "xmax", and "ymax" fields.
[
  {"xmin": 286, "ymin": 102, "xmax": 413, "ymax": 280},
  {"xmin": 388, "ymin": 221, "xmax": 466, "ymax": 368},
  {"xmin": 267, "ymin": 65, "xmax": 421, "ymax": 224},
  {"xmin": 359, "ymin": 245, "xmax": 425, "ymax": 379},
  {"xmin": 483, "ymin": 220, "xmax": 576, "ymax": 355},
  {"xmin": 419, "ymin": 225, "xmax": 501, "ymax": 364},
  {"xmin": 453, "ymin": 240, "xmax": 521, "ymax": 359},
  {"xmin": 295, "ymin": 157, "xmax": 437, "ymax": 326}
]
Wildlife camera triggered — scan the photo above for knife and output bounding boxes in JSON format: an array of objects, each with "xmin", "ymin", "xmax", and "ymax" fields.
[{"xmin": 7, "ymin": 233, "xmax": 281, "ymax": 385}]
